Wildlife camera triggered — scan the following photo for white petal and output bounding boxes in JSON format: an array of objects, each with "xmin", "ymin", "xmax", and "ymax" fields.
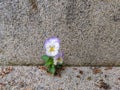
[
  {"xmin": 46, "ymin": 50, "xmax": 58, "ymax": 56},
  {"xmin": 45, "ymin": 42, "xmax": 59, "ymax": 50},
  {"xmin": 54, "ymin": 59, "xmax": 57, "ymax": 65},
  {"xmin": 54, "ymin": 42, "xmax": 60, "ymax": 50}
]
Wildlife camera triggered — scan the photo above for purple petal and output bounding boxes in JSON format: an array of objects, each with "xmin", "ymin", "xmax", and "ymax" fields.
[
  {"xmin": 49, "ymin": 36, "xmax": 60, "ymax": 43},
  {"xmin": 54, "ymin": 52, "xmax": 64, "ymax": 59},
  {"xmin": 44, "ymin": 37, "xmax": 60, "ymax": 49},
  {"xmin": 44, "ymin": 38, "xmax": 50, "ymax": 49}
]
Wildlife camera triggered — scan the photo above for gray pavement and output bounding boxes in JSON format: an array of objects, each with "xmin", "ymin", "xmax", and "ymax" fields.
[{"xmin": 0, "ymin": 66, "xmax": 120, "ymax": 90}]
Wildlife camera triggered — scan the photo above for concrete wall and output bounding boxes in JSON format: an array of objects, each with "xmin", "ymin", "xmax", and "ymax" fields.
[{"xmin": 0, "ymin": 0, "xmax": 120, "ymax": 65}]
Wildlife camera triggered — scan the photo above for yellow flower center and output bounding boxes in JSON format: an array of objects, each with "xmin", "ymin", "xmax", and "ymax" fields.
[
  {"xmin": 49, "ymin": 46, "xmax": 55, "ymax": 52},
  {"xmin": 57, "ymin": 58, "xmax": 62, "ymax": 63}
]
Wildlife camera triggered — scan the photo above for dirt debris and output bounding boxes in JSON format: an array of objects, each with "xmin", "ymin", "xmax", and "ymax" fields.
[
  {"xmin": 0, "ymin": 66, "xmax": 13, "ymax": 78},
  {"xmin": 79, "ymin": 70, "xmax": 83, "ymax": 75},
  {"xmin": 95, "ymin": 79, "xmax": 111, "ymax": 89},
  {"xmin": 92, "ymin": 68, "xmax": 102, "ymax": 74}
]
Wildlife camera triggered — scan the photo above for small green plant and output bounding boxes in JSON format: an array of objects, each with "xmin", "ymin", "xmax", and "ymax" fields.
[{"xmin": 41, "ymin": 37, "xmax": 63, "ymax": 75}]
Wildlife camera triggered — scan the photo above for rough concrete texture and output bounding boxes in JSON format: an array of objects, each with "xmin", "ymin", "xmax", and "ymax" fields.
[
  {"xmin": 0, "ymin": 66, "xmax": 120, "ymax": 90},
  {"xmin": 0, "ymin": 0, "xmax": 120, "ymax": 65}
]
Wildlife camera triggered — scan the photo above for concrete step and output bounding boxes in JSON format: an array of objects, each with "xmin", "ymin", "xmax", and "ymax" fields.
[
  {"xmin": 0, "ymin": 66, "xmax": 120, "ymax": 90},
  {"xmin": 0, "ymin": 0, "xmax": 120, "ymax": 65}
]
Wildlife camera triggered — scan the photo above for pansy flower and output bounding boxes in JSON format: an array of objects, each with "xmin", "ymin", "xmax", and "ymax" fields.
[
  {"xmin": 54, "ymin": 52, "xmax": 64, "ymax": 65},
  {"xmin": 42, "ymin": 37, "xmax": 64, "ymax": 75},
  {"xmin": 44, "ymin": 37, "xmax": 60, "ymax": 57}
]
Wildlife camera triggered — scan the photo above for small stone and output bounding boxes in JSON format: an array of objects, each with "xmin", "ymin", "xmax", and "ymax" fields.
[
  {"xmin": 25, "ymin": 87, "xmax": 33, "ymax": 90},
  {"xmin": 104, "ymin": 75, "xmax": 107, "ymax": 78},
  {"xmin": 87, "ymin": 77, "xmax": 92, "ymax": 81},
  {"xmin": 20, "ymin": 87, "xmax": 33, "ymax": 90},
  {"xmin": 104, "ymin": 67, "xmax": 113, "ymax": 70},
  {"xmin": 58, "ymin": 89, "xmax": 64, "ymax": 90},
  {"xmin": 76, "ymin": 75, "xmax": 80, "ymax": 78},
  {"xmin": 36, "ymin": 85, "xmax": 44, "ymax": 90},
  {"xmin": 79, "ymin": 70, "xmax": 83, "ymax": 75}
]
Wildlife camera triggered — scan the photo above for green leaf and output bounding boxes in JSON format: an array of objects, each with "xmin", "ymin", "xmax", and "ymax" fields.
[
  {"xmin": 41, "ymin": 55, "xmax": 49, "ymax": 62},
  {"xmin": 45, "ymin": 59, "xmax": 53, "ymax": 67},
  {"xmin": 45, "ymin": 61, "xmax": 52, "ymax": 67},
  {"xmin": 48, "ymin": 65, "xmax": 55, "ymax": 74}
]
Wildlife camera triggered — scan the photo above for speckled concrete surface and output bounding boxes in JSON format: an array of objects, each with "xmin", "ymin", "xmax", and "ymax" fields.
[
  {"xmin": 0, "ymin": 66, "xmax": 120, "ymax": 90},
  {"xmin": 0, "ymin": 0, "xmax": 120, "ymax": 65}
]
